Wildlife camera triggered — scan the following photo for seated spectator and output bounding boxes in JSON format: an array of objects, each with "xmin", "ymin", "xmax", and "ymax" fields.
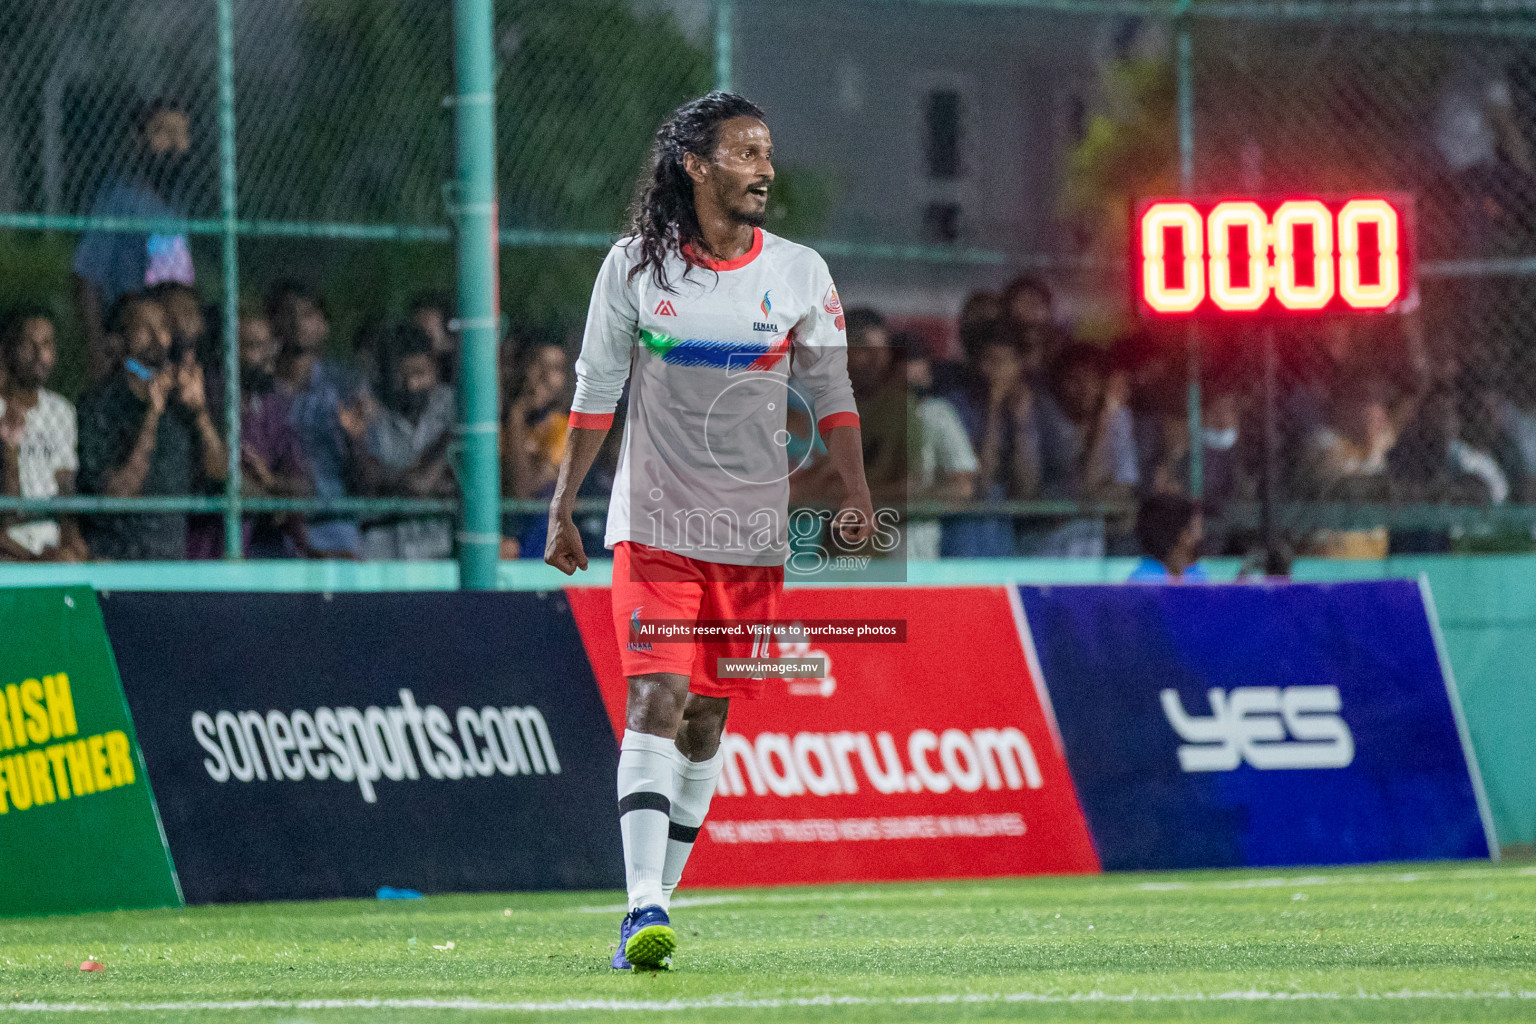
[
  {"xmin": 510, "ymin": 373, "xmax": 617, "ymax": 564},
  {"xmin": 0, "ymin": 308, "xmax": 87, "ymax": 562},
  {"xmin": 1022, "ymin": 342, "xmax": 1137, "ymax": 557},
  {"xmin": 844, "ymin": 308, "xmax": 907, "ymax": 505},
  {"xmin": 1391, "ymin": 386, "xmax": 1508, "ymax": 505},
  {"xmin": 270, "ymin": 280, "xmax": 368, "ymax": 558},
  {"xmin": 1482, "ymin": 377, "xmax": 1536, "ymax": 503},
  {"xmin": 941, "ymin": 321, "xmax": 1040, "ymax": 557},
  {"xmin": 153, "ymin": 283, "xmax": 225, "ymax": 558},
  {"xmin": 905, "ymin": 349, "xmax": 978, "ymax": 559},
  {"xmin": 73, "ymin": 97, "xmax": 196, "ymax": 384},
  {"xmin": 1001, "ymin": 275, "xmax": 1064, "ymax": 371},
  {"xmin": 1128, "ymin": 493, "xmax": 1208, "ymax": 582},
  {"xmin": 410, "ymin": 291, "xmax": 458, "ymax": 384},
  {"xmin": 793, "ymin": 309, "xmax": 906, "ymax": 509},
  {"xmin": 1139, "ymin": 377, "xmax": 1251, "ymax": 507},
  {"xmin": 958, "ymin": 289, "xmax": 1001, "ymax": 342},
  {"xmin": 1299, "ymin": 376, "xmax": 1422, "ymax": 558},
  {"xmin": 352, "ymin": 315, "xmax": 390, "ymax": 401},
  {"xmin": 78, "ymin": 293, "xmax": 227, "ymax": 560},
  {"xmin": 349, "ymin": 324, "xmax": 456, "ymax": 560},
  {"xmin": 502, "ymin": 342, "xmax": 571, "ymax": 500},
  {"xmin": 1197, "ymin": 385, "xmax": 1248, "ymax": 505},
  {"xmin": 187, "ymin": 312, "xmax": 314, "ymax": 558},
  {"xmin": 1300, "ymin": 377, "xmax": 1415, "ymax": 496},
  {"xmin": 147, "ymin": 281, "xmax": 212, "ymax": 369}
]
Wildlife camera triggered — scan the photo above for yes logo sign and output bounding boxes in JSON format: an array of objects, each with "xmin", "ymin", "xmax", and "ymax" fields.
[{"xmin": 1160, "ymin": 685, "xmax": 1354, "ymax": 772}]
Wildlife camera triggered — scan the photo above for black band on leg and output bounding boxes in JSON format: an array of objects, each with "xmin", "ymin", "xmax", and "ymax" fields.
[
  {"xmin": 668, "ymin": 821, "xmax": 701, "ymax": 843},
  {"xmin": 618, "ymin": 791, "xmax": 671, "ymax": 817}
]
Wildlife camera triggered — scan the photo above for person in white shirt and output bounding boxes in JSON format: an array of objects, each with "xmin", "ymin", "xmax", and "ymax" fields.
[
  {"xmin": 0, "ymin": 309, "xmax": 87, "ymax": 562},
  {"xmin": 544, "ymin": 92, "xmax": 873, "ymax": 969}
]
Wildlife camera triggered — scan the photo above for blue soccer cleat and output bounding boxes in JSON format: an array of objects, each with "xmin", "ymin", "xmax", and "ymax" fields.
[
  {"xmin": 611, "ymin": 909, "xmax": 639, "ymax": 969},
  {"xmin": 614, "ymin": 905, "xmax": 674, "ymax": 970}
]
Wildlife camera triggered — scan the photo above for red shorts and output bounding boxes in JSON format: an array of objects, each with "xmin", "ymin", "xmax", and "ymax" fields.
[{"xmin": 611, "ymin": 540, "xmax": 784, "ymax": 699}]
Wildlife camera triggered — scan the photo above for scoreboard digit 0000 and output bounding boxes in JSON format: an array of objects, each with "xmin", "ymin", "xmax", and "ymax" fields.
[{"xmin": 1132, "ymin": 194, "xmax": 1416, "ymax": 318}]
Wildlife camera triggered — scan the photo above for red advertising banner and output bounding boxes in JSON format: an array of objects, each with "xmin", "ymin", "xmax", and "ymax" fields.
[{"xmin": 566, "ymin": 586, "xmax": 1101, "ymax": 886}]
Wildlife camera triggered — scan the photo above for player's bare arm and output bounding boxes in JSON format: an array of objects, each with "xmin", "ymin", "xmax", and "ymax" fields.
[
  {"xmin": 543, "ymin": 424, "xmax": 608, "ymax": 574},
  {"xmin": 824, "ymin": 423, "xmax": 875, "ymax": 545}
]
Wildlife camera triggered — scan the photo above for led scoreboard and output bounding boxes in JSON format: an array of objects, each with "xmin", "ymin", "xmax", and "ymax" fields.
[{"xmin": 1133, "ymin": 194, "xmax": 1415, "ymax": 317}]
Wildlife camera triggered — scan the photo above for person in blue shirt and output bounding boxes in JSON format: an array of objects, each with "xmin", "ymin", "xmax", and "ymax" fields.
[
  {"xmin": 73, "ymin": 98, "xmax": 196, "ymax": 384},
  {"xmin": 1127, "ymin": 492, "xmax": 1209, "ymax": 582}
]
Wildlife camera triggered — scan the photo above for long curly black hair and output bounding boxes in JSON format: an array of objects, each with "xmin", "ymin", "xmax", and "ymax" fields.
[{"xmin": 627, "ymin": 91, "xmax": 766, "ymax": 291}]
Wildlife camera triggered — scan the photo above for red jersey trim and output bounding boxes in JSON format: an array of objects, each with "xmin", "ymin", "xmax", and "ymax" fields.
[
  {"xmin": 683, "ymin": 227, "xmax": 763, "ymax": 271},
  {"xmin": 568, "ymin": 410, "xmax": 615, "ymax": 430},
  {"xmin": 818, "ymin": 411, "xmax": 861, "ymax": 433}
]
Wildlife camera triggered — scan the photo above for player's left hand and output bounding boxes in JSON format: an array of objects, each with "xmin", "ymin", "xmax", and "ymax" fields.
[{"xmin": 832, "ymin": 487, "xmax": 875, "ymax": 548}]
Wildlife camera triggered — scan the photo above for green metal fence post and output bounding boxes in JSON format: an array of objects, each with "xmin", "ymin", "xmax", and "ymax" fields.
[
  {"xmin": 216, "ymin": 0, "xmax": 243, "ymax": 557},
  {"xmin": 452, "ymin": 0, "xmax": 502, "ymax": 590},
  {"xmin": 715, "ymin": 0, "xmax": 734, "ymax": 93},
  {"xmin": 1176, "ymin": 11, "xmax": 1203, "ymax": 499}
]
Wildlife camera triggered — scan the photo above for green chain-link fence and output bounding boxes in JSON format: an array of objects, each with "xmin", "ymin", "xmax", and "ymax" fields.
[{"xmin": 0, "ymin": 0, "xmax": 1532, "ymax": 565}]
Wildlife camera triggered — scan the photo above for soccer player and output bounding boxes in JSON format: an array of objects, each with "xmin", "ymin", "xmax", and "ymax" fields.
[{"xmin": 545, "ymin": 92, "xmax": 873, "ymax": 970}]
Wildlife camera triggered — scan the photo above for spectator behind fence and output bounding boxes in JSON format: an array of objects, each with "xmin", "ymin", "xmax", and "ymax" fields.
[
  {"xmin": 1128, "ymin": 493, "xmax": 1208, "ymax": 582},
  {"xmin": 502, "ymin": 343, "xmax": 571, "ymax": 501},
  {"xmin": 78, "ymin": 294, "xmax": 227, "ymax": 560},
  {"xmin": 941, "ymin": 320, "xmax": 1039, "ymax": 557},
  {"xmin": 74, "ymin": 98, "xmax": 196, "ymax": 383},
  {"xmin": 351, "ymin": 324, "xmax": 456, "ymax": 560},
  {"xmin": 1000, "ymin": 275, "xmax": 1062, "ymax": 372},
  {"xmin": 504, "ymin": 341, "xmax": 586, "ymax": 559},
  {"xmin": 147, "ymin": 282, "xmax": 210, "ymax": 368},
  {"xmin": 410, "ymin": 291, "xmax": 459, "ymax": 384},
  {"xmin": 1023, "ymin": 342, "xmax": 1138, "ymax": 557},
  {"xmin": 1392, "ymin": 385, "xmax": 1508, "ymax": 504},
  {"xmin": 905, "ymin": 347, "xmax": 978, "ymax": 559},
  {"xmin": 1485, "ymin": 385, "xmax": 1536, "ymax": 504},
  {"xmin": 151, "ymin": 282, "xmax": 224, "ymax": 557},
  {"xmin": 842, "ymin": 309, "xmax": 907, "ymax": 504},
  {"xmin": 0, "ymin": 309, "xmax": 86, "ymax": 562},
  {"xmin": 186, "ymin": 313, "xmax": 314, "ymax": 558},
  {"xmin": 1299, "ymin": 375, "xmax": 1422, "ymax": 558},
  {"xmin": 270, "ymin": 280, "xmax": 368, "ymax": 558}
]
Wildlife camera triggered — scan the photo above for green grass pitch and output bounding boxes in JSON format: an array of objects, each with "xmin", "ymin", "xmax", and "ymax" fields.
[{"xmin": 1, "ymin": 861, "xmax": 1532, "ymax": 1023}]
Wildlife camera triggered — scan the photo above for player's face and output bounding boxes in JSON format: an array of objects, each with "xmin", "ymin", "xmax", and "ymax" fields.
[{"xmin": 705, "ymin": 117, "xmax": 775, "ymax": 227}]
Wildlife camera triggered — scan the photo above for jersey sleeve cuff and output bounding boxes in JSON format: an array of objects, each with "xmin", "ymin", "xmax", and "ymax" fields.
[
  {"xmin": 817, "ymin": 411, "xmax": 861, "ymax": 434},
  {"xmin": 568, "ymin": 410, "xmax": 615, "ymax": 430}
]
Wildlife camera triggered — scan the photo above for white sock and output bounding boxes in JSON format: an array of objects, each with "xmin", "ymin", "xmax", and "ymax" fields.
[
  {"xmin": 617, "ymin": 730, "xmax": 677, "ymax": 913},
  {"xmin": 661, "ymin": 745, "xmax": 724, "ymax": 905}
]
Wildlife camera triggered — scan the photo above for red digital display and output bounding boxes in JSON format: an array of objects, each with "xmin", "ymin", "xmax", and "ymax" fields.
[{"xmin": 1133, "ymin": 194, "xmax": 1415, "ymax": 317}]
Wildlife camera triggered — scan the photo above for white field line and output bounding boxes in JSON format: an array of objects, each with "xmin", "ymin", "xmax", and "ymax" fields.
[
  {"xmin": 575, "ymin": 865, "xmax": 1536, "ymax": 913},
  {"xmin": 6, "ymin": 991, "xmax": 1536, "ymax": 1013}
]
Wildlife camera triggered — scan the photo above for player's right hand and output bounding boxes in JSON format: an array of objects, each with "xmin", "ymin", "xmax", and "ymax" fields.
[{"xmin": 544, "ymin": 515, "xmax": 589, "ymax": 575}]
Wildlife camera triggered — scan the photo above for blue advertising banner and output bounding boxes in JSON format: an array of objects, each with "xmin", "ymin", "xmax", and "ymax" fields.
[
  {"xmin": 1017, "ymin": 580, "xmax": 1495, "ymax": 870},
  {"xmin": 101, "ymin": 591, "xmax": 622, "ymax": 903}
]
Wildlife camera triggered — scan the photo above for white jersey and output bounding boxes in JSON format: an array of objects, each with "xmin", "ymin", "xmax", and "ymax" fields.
[{"xmin": 570, "ymin": 227, "xmax": 859, "ymax": 566}]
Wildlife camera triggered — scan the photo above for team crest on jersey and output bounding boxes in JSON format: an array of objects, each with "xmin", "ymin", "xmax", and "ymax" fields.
[
  {"xmin": 822, "ymin": 283, "xmax": 842, "ymax": 316},
  {"xmin": 752, "ymin": 289, "xmax": 779, "ymax": 332},
  {"xmin": 627, "ymin": 606, "xmax": 653, "ymax": 651},
  {"xmin": 654, "ymin": 299, "xmax": 677, "ymax": 317}
]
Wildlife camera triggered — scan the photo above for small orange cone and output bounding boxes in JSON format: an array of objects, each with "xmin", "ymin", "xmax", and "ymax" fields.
[{"xmin": 79, "ymin": 960, "xmax": 104, "ymax": 972}]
